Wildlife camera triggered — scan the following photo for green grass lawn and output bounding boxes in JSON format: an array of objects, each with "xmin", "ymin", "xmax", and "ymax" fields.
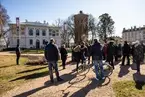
[
  {"xmin": 22, "ymin": 49, "xmax": 44, "ymax": 54},
  {"xmin": 0, "ymin": 55, "xmax": 52, "ymax": 95},
  {"xmin": 113, "ymin": 81, "xmax": 145, "ymax": 97},
  {"xmin": 22, "ymin": 49, "xmax": 72, "ymax": 54}
]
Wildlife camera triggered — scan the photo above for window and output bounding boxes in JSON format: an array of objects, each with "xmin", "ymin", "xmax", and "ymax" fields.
[
  {"xmin": 49, "ymin": 32, "xmax": 51, "ymax": 36},
  {"xmin": 49, "ymin": 29, "xmax": 52, "ymax": 32},
  {"xmin": 52, "ymin": 31, "xmax": 55, "ymax": 36},
  {"xmin": 21, "ymin": 27, "xmax": 25, "ymax": 35},
  {"xmin": 42, "ymin": 30, "xmax": 46, "ymax": 36},
  {"xmin": 56, "ymin": 33, "xmax": 59, "ymax": 36},
  {"xmin": 29, "ymin": 39, "xmax": 33, "ymax": 45},
  {"xmin": 36, "ymin": 29, "xmax": 39, "ymax": 36},
  {"xmin": 56, "ymin": 30, "xmax": 59, "ymax": 32},
  {"xmin": 29, "ymin": 29, "xmax": 33, "ymax": 36},
  {"xmin": 43, "ymin": 40, "xmax": 46, "ymax": 45}
]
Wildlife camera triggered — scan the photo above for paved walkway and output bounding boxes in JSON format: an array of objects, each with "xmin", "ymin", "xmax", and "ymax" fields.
[
  {"xmin": 0, "ymin": 51, "xmax": 71, "ymax": 57},
  {"xmin": 1, "ymin": 56, "xmax": 145, "ymax": 97}
]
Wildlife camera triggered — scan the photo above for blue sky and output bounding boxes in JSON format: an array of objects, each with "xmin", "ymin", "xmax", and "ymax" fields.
[{"xmin": 1, "ymin": 0, "xmax": 145, "ymax": 36}]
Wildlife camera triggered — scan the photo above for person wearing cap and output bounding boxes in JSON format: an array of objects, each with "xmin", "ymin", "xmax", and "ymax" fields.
[
  {"xmin": 44, "ymin": 38, "xmax": 63, "ymax": 83},
  {"xmin": 91, "ymin": 39, "xmax": 105, "ymax": 80}
]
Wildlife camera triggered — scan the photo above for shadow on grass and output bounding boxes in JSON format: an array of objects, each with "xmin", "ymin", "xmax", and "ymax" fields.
[
  {"xmin": 118, "ymin": 65, "xmax": 130, "ymax": 77},
  {"xmin": 0, "ymin": 64, "xmax": 16, "ymax": 68},
  {"xmin": 10, "ymin": 71, "xmax": 49, "ymax": 82},
  {"xmin": 17, "ymin": 66, "xmax": 47, "ymax": 74},
  {"xmin": 133, "ymin": 73, "xmax": 145, "ymax": 90}
]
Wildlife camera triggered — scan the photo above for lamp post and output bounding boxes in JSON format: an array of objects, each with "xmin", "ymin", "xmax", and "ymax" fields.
[
  {"xmin": 16, "ymin": 17, "xmax": 20, "ymax": 46},
  {"xmin": 63, "ymin": 22, "xmax": 67, "ymax": 46}
]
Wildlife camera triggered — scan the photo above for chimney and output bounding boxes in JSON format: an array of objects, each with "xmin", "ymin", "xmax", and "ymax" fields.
[
  {"xmin": 44, "ymin": 20, "xmax": 46, "ymax": 24},
  {"xmin": 134, "ymin": 26, "xmax": 136, "ymax": 29},
  {"xmin": 131, "ymin": 27, "xmax": 133, "ymax": 31},
  {"xmin": 25, "ymin": 19, "xmax": 28, "ymax": 22},
  {"xmin": 123, "ymin": 28, "xmax": 125, "ymax": 31}
]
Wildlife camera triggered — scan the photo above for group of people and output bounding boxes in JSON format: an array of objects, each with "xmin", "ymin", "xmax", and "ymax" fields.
[{"xmin": 15, "ymin": 38, "xmax": 145, "ymax": 83}]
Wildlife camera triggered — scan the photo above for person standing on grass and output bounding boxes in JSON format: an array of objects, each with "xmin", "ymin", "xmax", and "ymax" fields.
[
  {"xmin": 133, "ymin": 40, "xmax": 144, "ymax": 74},
  {"xmin": 107, "ymin": 41, "xmax": 115, "ymax": 69},
  {"xmin": 44, "ymin": 38, "xmax": 63, "ymax": 83},
  {"xmin": 16, "ymin": 44, "xmax": 21, "ymax": 65},
  {"xmin": 91, "ymin": 39, "xmax": 105, "ymax": 80},
  {"xmin": 60, "ymin": 44, "xmax": 68, "ymax": 69},
  {"xmin": 121, "ymin": 41, "xmax": 130, "ymax": 66}
]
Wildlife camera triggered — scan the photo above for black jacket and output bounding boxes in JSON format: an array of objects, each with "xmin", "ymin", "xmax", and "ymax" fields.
[
  {"xmin": 60, "ymin": 47, "xmax": 68, "ymax": 60},
  {"xmin": 122, "ymin": 43, "xmax": 130, "ymax": 55},
  {"xmin": 44, "ymin": 43, "xmax": 59, "ymax": 61},
  {"xmin": 91, "ymin": 42, "xmax": 102, "ymax": 60}
]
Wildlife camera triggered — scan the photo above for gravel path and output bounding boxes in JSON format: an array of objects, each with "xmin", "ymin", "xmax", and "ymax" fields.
[{"xmin": 1, "ymin": 57, "xmax": 145, "ymax": 97}]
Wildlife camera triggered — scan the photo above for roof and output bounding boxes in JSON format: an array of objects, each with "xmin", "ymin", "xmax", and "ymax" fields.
[
  {"xmin": 122, "ymin": 26, "xmax": 145, "ymax": 33},
  {"xmin": 8, "ymin": 22, "xmax": 61, "ymax": 28}
]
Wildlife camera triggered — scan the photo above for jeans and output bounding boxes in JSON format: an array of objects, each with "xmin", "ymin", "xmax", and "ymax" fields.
[
  {"xmin": 93, "ymin": 60, "xmax": 104, "ymax": 79},
  {"xmin": 48, "ymin": 61, "xmax": 60, "ymax": 82}
]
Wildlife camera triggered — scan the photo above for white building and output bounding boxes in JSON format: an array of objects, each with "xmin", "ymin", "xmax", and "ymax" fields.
[
  {"xmin": 122, "ymin": 26, "xmax": 145, "ymax": 43},
  {"xmin": 8, "ymin": 21, "xmax": 62, "ymax": 49}
]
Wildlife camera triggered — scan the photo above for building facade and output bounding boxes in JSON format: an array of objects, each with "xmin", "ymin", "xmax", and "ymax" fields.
[
  {"xmin": 122, "ymin": 26, "xmax": 145, "ymax": 43},
  {"xmin": 8, "ymin": 21, "xmax": 62, "ymax": 49}
]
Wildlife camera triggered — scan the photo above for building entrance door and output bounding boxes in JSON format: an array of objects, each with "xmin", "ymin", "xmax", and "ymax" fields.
[{"xmin": 36, "ymin": 40, "xmax": 40, "ymax": 49}]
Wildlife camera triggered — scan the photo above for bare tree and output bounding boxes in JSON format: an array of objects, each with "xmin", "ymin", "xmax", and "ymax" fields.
[{"xmin": 0, "ymin": 3, "xmax": 9, "ymax": 34}]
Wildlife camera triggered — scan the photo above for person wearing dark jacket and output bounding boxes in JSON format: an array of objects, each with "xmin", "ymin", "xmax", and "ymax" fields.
[
  {"xmin": 114, "ymin": 43, "xmax": 119, "ymax": 61},
  {"xmin": 60, "ymin": 44, "xmax": 68, "ymax": 69},
  {"xmin": 16, "ymin": 44, "xmax": 21, "ymax": 65},
  {"xmin": 86, "ymin": 43, "xmax": 91, "ymax": 64},
  {"xmin": 134, "ymin": 41, "xmax": 144, "ymax": 73},
  {"xmin": 91, "ymin": 39, "xmax": 105, "ymax": 80},
  {"xmin": 121, "ymin": 41, "xmax": 130, "ymax": 66},
  {"xmin": 44, "ymin": 38, "xmax": 63, "ymax": 83},
  {"xmin": 73, "ymin": 44, "xmax": 81, "ymax": 71},
  {"xmin": 107, "ymin": 41, "xmax": 115, "ymax": 69},
  {"xmin": 118, "ymin": 44, "xmax": 122, "ymax": 59}
]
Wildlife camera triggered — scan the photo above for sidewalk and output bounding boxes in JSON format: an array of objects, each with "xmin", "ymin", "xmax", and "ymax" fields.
[
  {"xmin": 0, "ymin": 51, "xmax": 71, "ymax": 57},
  {"xmin": 1, "ymin": 57, "xmax": 145, "ymax": 97}
]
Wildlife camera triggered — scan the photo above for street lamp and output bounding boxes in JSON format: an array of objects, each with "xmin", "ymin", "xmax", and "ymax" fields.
[{"xmin": 63, "ymin": 22, "xmax": 67, "ymax": 46}]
